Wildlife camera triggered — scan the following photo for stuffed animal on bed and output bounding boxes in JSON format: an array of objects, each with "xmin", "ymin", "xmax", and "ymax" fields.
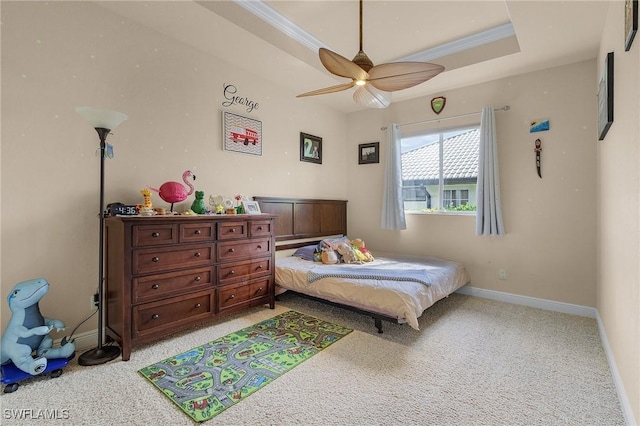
[
  {"xmin": 351, "ymin": 239, "xmax": 375, "ymax": 262},
  {"xmin": 320, "ymin": 248, "xmax": 338, "ymax": 264},
  {"xmin": 334, "ymin": 241, "xmax": 362, "ymax": 264},
  {"xmin": 1, "ymin": 278, "xmax": 75, "ymax": 375}
]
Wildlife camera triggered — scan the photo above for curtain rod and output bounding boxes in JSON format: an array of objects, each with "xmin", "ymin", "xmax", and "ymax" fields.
[{"xmin": 380, "ymin": 105, "xmax": 510, "ymax": 131}]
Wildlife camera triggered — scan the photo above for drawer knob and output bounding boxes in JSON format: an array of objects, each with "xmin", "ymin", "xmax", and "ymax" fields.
[
  {"xmin": 151, "ymin": 284, "xmax": 159, "ymax": 290},
  {"xmin": 228, "ymin": 248, "xmax": 235, "ymax": 253},
  {"xmin": 230, "ymin": 228, "xmax": 236, "ymax": 233},
  {"xmin": 257, "ymin": 265, "xmax": 263, "ymax": 270},
  {"xmin": 258, "ymin": 287, "xmax": 263, "ymax": 293},
  {"xmin": 194, "ymin": 252, "xmax": 201, "ymax": 257},
  {"xmin": 152, "ymin": 257, "xmax": 159, "ymax": 263},
  {"xmin": 152, "ymin": 232, "xmax": 160, "ymax": 238},
  {"xmin": 229, "ymin": 270, "xmax": 235, "ymax": 275},
  {"xmin": 194, "ymin": 303, "xmax": 201, "ymax": 308},
  {"xmin": 257, "ymin": 245, "xmax": 262, "ymax": 249},
  {"xmin": 152, "ymin": 314, "xmax": 159, "ymax": 320},
  {"xmin": 229, "ymin": 294, "xmax": 235, "ymax": 300},
  {"xmin": 194, "ymin": 276, "xmax": 201, "ymax": 282},
  {"xmin": 195, "ymin": 229, "xmax": 202, "ymax": 235},
  {"xmin": 258, "ymin": 226, "xmax": 263, "ymax": 231}
]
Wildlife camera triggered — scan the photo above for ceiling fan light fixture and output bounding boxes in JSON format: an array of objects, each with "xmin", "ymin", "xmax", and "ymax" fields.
[
  {"xmin": 297, "ymin": 0, "xmax": 444, "ymax": 109},
  {"xmin": 353, "ymin": 84, "xmax": 391, "ymax": 109}
]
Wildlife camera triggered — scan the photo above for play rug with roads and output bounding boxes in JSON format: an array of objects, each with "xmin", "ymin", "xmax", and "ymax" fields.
[{"xmin": 138, "ymin": 310, "xmax": 353, "ymax": 422}]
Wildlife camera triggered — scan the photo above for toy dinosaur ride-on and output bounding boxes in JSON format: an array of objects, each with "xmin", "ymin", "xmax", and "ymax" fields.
[{"xmin": 0, "ymin": 278, "xmax": 76, "ymax": 393}]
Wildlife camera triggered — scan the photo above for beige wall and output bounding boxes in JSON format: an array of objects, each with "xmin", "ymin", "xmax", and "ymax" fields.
[
  {"xmin": 0, "ymin": 2, "xmax": 347, "ymax": 336},
  {"xmin": 347, "ymin": 60, "xmax": 598, "ymax": 308},
  {"xmin": 2, "ymin": 1, "xmax": 638, "ymax": 422},
  {"xmin": 596, "ymin": 1, "xmax": 640, "ymax": 422}
]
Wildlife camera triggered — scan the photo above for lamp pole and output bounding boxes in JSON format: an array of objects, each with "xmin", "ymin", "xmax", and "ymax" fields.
[
  {"xmin": 76, "ymin": 106, "xmax": 127, "ymax": 366},
  {"xmin": 78, "ymin": 127, "xmax": 121, "ymax": 366}
]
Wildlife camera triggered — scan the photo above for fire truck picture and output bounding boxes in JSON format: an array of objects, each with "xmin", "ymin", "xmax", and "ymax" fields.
[{"xmin": 230, "ymin": 126, "xmax": 259, "ymax": 146}]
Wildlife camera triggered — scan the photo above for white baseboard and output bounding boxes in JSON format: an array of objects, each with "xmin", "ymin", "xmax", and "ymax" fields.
[
  {"xmin": 596, "ymin": 312, "xmax": 637, "ymax": 426},
  {"xmin": 457, "ymin": 285, "xmax": 636, "ymax": 426},
  {"xmin": 455, "ymin": 285, "xmax": 596, "ymax": 318}
]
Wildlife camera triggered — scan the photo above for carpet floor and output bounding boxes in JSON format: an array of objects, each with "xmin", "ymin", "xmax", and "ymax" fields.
[{"xmin": 0, "ymin": 293, "xmax": 625, "ymax": 425}]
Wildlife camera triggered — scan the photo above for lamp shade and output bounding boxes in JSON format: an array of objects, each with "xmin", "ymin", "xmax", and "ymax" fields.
[
  {"xmin": 353, "ymin": 85, "xmax": 391, "ymax": 109},
  {"xmin": 76, "ymin": 106, "xmax": 128, "ymax": 130}
]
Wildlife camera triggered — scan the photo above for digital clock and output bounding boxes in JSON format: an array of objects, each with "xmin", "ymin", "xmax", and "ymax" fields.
[{"xmin": 107, "ymin": 202, "xmax": 138, "ymax": 216}]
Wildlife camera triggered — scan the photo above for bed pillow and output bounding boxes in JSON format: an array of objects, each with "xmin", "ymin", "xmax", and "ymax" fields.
[{"xmin": 292, "ymin": 245, "xmax": 320, "ymax": 262}]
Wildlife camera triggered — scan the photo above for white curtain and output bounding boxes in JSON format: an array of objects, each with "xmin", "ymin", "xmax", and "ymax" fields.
[
  {"xmin": 381, "ymin": 123, "xmax": 406, "ymax": 230},
  {"xmin": 476, "ymin": 106, "xmax": 505, "ymax": 236}
]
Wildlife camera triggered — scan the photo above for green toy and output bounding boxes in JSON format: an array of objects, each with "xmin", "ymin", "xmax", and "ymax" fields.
[{"xmin": 190, "ymin": 190, "xmax": 206, "ymax": 214}]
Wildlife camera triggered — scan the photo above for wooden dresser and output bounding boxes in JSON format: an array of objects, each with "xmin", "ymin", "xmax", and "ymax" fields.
[{"xmin": 104, "ymin": 214, "xmax": 276, "ymax": 361}]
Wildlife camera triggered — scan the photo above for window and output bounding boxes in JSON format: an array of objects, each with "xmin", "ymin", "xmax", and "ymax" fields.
[{"xmin": 401, "ymin": 126, "xmax": 479, "ymax": 214}]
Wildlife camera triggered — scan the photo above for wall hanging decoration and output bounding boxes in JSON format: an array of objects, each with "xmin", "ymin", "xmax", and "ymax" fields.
[
  {"xmin": 534, "ymin": 138, "xmax": 542, "ymax": 178},
  {"xmin": 597, "ymin": 52, "xmax": 614, "ymax": 141},
  {"xmin": 300, "ymin": 132, "xmax": 322, "ymax": 164},
  {"xmin": 358, "ymin": 142, "xmax": 380, "ymax": 164},
  {"xmin": 221, "ymin": 83, "xmax": 259, "ymax": 113},
  {"xmin": 529, "ymin": 119, "xmax": 550, "ymax": 133},
  {"xmin": 430, "ymin": 96, "xmax": 446, "ymax": 114},
  {"xmin": 625, "ymin": 0, "xmax": 638, "ymax": 51},
  {"xmin": 223, "ymin": 111, "xmax": 262, "ymax": 156}
]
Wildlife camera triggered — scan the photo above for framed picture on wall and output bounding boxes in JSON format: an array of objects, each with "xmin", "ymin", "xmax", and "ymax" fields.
[
  {"xmin": 358, "ymin": 142, "xmax": 379, "ymax": 164},
  {"xmin": 597, "ymin": 52, "xmax": 614, "ymax": 141},
  {"xmin": 625, "ymin": 0, "xmax": 638, "ymax": 51},
  {"xmin": 222, "ymin": 111, "xmax": 262, "ymax": 156},
  {"xmin": 300, "ymin": 132, "xmax": 322, "ymax": 164}
]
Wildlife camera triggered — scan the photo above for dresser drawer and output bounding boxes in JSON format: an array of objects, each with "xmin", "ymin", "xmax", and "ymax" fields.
[
  {"xmin": 133, "ymin": 244, "xmax": 214, "ymax": 275},
  {"xmin": 180, "ymin": 222, "xmax": 215, "ymax": 243},
  {"xmin": 217, "ymin": 277, "xmax": 271, "ymax": 311},
  {"xmin": 218, "ymin": 257, "xmax": 271, "ymax": 285},
  {"xmin": 133, "ymin": 291, "xmax": 212, "ymax": 337},
  {"xmin": 249, "ymin": 220, "xmax": 272, "ymax": 237},
  {"xmin": 218, "ymin": 238, "xmax": 271, "ymax": 261},
  {"xmin": 132, "ymin": 224, "xmax": 179, "ymax": 247},
  {"xmin": 217, "ymin": 221, "xmax": 248, "ymax": 240},
  {"xmin": 133, "ymin": 267, "xmax": 214, "ymax": 304}
]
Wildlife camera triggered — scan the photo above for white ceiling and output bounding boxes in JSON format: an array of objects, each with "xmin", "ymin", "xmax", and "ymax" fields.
[{"xmin": 97, "ymin": 0, "xmax": 609, "ymax": 114}]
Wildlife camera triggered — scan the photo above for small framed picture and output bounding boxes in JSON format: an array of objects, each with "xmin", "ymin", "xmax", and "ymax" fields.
[
  {"xmin": 242, "ymin": 200, "xmax": 261, "ymax": 214},
  {"xmin": 625, "ymin": 0, "xmax": 638, "ymax": 51},
  {"xmin": 300, "ymin": 132, "xmax": 322, "ymax": 164},
  {"xmin": 222, "ymin": 111, "xmax": 262, "ymax": 156},
  {"xmin": 598, "ymin": 52, "xmax": 614, "ymax": 141},
  {"xmin": 358, "ymin": 142, "xmax": 379, "ymax": 164}
]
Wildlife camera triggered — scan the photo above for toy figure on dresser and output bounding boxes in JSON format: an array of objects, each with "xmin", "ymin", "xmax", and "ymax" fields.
[
  {"xmin": 209, "ymin": 195, "xmax": 224, "ymax": 214},
  {"xmin": 190, "ymin": 191, "xmax": 207, "ymax": 214},
  {"xmin": 138, "ymin": 188, "xmax": 155, "ymax": 216},
  {"xmin": 1, "ymin": 278, "xmax": 75, "ymax": 392},
  {"xmin": 147, "ymin": 169, "xmax": 196, "ymax": 212}
]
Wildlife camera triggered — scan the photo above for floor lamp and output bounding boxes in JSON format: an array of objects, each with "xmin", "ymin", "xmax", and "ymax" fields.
[{"xmin": 76, "ymin": 106, "xmax": 128, "ymax": 366}]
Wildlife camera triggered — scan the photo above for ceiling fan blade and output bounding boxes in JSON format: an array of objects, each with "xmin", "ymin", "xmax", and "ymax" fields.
[
  {"xmin": 297, "ymin": 81, "xmax": 356, "ymax": 98},
  {"xmin": 319, "ymin": 48, "xmax": 368, "ymax": 81},
  {"xmin": 367, "ymin": 62, "xmax": 445, "ymax": 92},
  {"xmin": 353, "ymin": 85, "xmax": 391, "ymax": 109}
]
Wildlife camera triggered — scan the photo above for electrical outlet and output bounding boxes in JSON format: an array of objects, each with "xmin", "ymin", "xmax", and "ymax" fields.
[
  {"xmin": 498, "ymin": 269, "xmax": 507, "ymax": 280},
  {"xmin": 90, "ymin": 293, "xmax": 99, "ymax": 310}
]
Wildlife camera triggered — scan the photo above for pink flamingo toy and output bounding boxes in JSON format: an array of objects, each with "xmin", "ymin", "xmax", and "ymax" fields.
[{"xmin": 148, "ymin": 170, "xmax": 196, "ymax": 211}]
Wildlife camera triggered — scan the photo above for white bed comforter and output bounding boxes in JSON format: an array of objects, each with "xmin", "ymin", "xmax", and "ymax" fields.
[{"xmin": 275, "ymin": 251, "xmax": 470, "ymax": 330}]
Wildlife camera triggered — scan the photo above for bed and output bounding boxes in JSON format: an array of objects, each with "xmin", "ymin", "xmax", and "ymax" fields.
[{"xmin": 253, "ymin": 197, "xmax": 470, "ymax": 333}]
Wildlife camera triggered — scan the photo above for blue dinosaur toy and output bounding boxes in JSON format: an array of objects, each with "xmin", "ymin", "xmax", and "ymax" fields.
[{"xmin": 1, "ymin": 278, "xmax": 75, "ymax": 375}]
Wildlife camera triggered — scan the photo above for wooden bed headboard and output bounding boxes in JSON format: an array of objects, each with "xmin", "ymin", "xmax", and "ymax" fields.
[{"xmin": 253, "ymin": 197, "xmax": 347, "ymax": 249}]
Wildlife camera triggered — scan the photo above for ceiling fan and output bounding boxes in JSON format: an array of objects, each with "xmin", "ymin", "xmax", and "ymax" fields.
[{"xmin": 297, "ymin": 0, "xmax": 445, "ymax": 109}]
